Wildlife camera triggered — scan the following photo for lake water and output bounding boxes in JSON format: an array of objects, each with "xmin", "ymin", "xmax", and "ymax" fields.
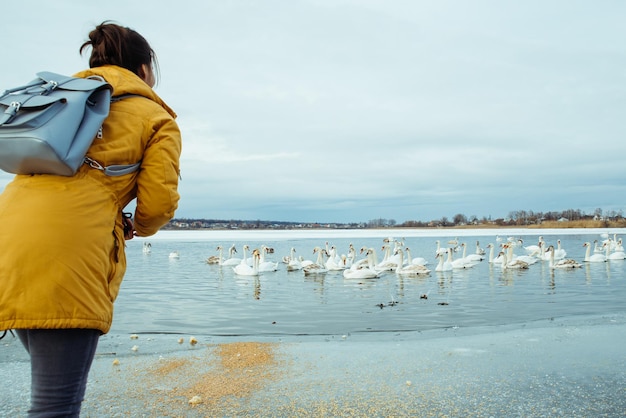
[
  {"xmin": 113, "ymin": 228, "xmax": 626, "ymax": 338},
  {"xmin": 3, "ymin": 227, "xmax": 625, "ymax": 416}
]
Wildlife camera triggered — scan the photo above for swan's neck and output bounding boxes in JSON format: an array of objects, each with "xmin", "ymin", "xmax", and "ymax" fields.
[
  {"xmin": 395, "ymin": 250, "xmax": 403, "ymax": 272},
  {"xmin": 252, "ymin": 255, "xmax": 259, "ymax": 273},
  {"xmin": 316, "ymin": 249, "xmax": 325, "ymax": 265}
]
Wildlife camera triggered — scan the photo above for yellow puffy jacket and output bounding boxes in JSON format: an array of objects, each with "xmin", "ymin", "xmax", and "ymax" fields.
[{"xmin": 0, "ymin": 65, "xmax": 181, "ymax": 334}]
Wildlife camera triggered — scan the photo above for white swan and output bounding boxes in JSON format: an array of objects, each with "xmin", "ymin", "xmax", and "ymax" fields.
[
  {"xmin": 221, "ymin": 244, "xmax": 242, "ymax": 266},
  {"xmin": 608, "ymin": 239, "xmax": 626, "ymax": 260},
  {"xmin": 460, "ymin": 242, "xmax": 483, "ymax": 264},
  {"xmin": 608, "ymin": 249, "xmax": 626, "ymax": 260},
  {"xmin": 486, "ymin": 243, "xmax": 504, "ymax": 264},
  {"xmin": 168, "ymin": 250, "xmax": 180, "ymax": 259},
  {"xmin": 240, "ymin": 244, "xmax": 255, "ymax": 266},
  {"xmin": 325, "ymin": 245, "xmax": 345, "ymax": 271},
  {"xmin": 303, "ymin": 247, "xmax": 328, "ymax": 275},
  {"xmin": 590, "ymin": 239, "xmax": 604, "ymax": 254},
  {"xmin": 142, "ymin": 242, "xmax": 152, "ymax": 254},
  {"xmin": 546, "ymin": 245, "xmax": 581, "ymax": 269},
  {"xmin": 499, "ymin": 250, "xmax": 529, "ymax": 270},
  {"xmin": 553, "ymin": 240, "xmax": 567, "ymax": 260},
  {"xmin": 345, "ymin": 247, "xmax": 372, "ymax": 271},
  {"xmin": 375, "ymin": 244, "xmax": 399, "ymax": 272},
  {"xmin": 233, "ymin": 249, "xmax": 261, "ymax": 276},
  {"xmin": 286, "ymin": 248, "xmax": 302, "ymax": 271},
  {"xmin": 343, "ymin": 249, "xmax": 380, "ymax": 279},
  {"xmin": 486, "ymin": 243, "xmax": 496, "ymax": 263},
  {"xmin": 602, "ymin": 233, "xmax": 619, "ymax": 250},
  {"xmin": 258, "ymin": 245, "xmax": 279, "ymax": 272},
  {"xmin": 435, "ymin": 248, "xmax": 453, "ymax": 272},
  {"xmin": 394, "ymin": 249, "xmax": 430, "ymax": 276},
  {"xmin": 206, "ymin": 245, "xmax": 223, "ymax": 264},
  {"xmin": 583, "ymin": 242, "xmax": 606, "ymax": 262},
  {"xmin": 404, "ymin": 247, "xmax": 428, "ymax": 266},
  {"xmin": 343, "ymin": 244, "xmax": 357, "ymax": 268},
  {"xmin": 522, "ymin": 236, "xmax": 543, "ymax": 256},
  {"xmin": 450, "ymin": 244, "xmax": 477, "ymax": 269},
  {"xmin": 505, "ymin": 243, "xmax": 539, "ymax": 266},
  {"xmin": 467, "ymin": 240, "xmax": 485, "ymax": 261}
]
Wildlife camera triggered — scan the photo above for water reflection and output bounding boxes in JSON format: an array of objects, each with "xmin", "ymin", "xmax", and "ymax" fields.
[
  {"xmin": 254, "ymin": 277, "xmax": 260, "ymax": 300},
  {"xmin": 304, "ymin": 274, "xmax": 326, "ymax": 297}
]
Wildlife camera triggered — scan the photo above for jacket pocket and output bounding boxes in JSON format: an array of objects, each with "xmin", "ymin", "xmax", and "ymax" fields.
[{"xmin": 107, "ymin": 218, "xmax": 127, "ymax": 301}]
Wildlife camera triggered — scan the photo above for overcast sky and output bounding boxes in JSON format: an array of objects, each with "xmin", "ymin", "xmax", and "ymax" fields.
[{"xmin": 3, "ymin": 1, "xmax": 625, "ymax": 223}]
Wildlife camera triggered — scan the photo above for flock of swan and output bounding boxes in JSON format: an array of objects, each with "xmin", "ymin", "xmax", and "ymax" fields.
[{"xmin": 196, "ymin": 233, "xmax": 626, "ymax": 277}]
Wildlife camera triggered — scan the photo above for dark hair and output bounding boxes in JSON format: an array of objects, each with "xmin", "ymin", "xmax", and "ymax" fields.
[{"xmin": 79, "ymin": 21, "xmax": 159, "ymax": 84}]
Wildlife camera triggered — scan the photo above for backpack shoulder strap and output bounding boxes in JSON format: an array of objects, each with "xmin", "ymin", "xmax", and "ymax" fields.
[{"xmin": 83, "ymin": 94, "xmax": 146, "ymax": 176}]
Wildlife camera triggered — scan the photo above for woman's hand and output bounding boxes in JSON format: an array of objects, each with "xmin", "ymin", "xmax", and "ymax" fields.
[{"xmin": 122, "ymin": 212, "xmax": 135, "ymax": 240}]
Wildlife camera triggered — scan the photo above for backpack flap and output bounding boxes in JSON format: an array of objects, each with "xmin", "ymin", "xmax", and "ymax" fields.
[{"xmin": 0, "ymin": 93, "xmax": 66, "ymax": 127}]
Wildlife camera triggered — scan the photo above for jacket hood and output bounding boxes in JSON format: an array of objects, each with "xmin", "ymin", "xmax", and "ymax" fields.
[{"xmin": 74, "ymin": 65, "xmax": 177, "ymax": 118}]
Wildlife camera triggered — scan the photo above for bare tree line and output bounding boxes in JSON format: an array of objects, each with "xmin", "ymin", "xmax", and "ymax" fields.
[{"xmin": 370, "ymin": 207, "xmax": 624, "ymax": 228}]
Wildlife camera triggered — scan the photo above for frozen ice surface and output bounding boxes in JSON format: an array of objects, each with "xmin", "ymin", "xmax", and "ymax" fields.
[{"xmin": 2, "ymin": 314, "xmax": 624, "ymax": 417}]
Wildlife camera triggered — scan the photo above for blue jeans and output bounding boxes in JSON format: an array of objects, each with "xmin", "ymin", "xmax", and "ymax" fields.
[{"xmin": 16, "ymin": 329, "xmax": 100, "ymax": 418}]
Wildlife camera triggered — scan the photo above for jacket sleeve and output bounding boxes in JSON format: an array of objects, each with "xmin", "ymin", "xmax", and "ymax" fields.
[{"xmin": 133, "ymin": 115, "xmax": 182, "ymax": 236}]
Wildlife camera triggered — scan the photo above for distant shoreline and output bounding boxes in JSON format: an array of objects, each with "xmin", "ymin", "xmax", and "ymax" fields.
[{"xmin": 163, "ymin": 219, "xmax": 626, "ymax": 232}]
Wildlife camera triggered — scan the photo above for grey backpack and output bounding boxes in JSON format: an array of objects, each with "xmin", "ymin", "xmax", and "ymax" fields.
[{"xmin": 0, "ymin": 71, "xmax": 140, "ymax": 176}]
